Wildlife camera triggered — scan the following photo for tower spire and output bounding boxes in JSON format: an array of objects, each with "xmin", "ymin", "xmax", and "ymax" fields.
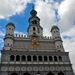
[
  {"xmin": 30, "ymin": 4, "xmax": 37, "ymax": 17},
  {"xmin": 27, "ymin": 6, "xmax": 43, "ymax": 37},
  {"xmin": 32, "ymin": 3, "xmax": 34, "ymax": 9}
]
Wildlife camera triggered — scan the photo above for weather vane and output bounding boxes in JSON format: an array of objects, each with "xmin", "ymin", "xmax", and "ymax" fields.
[
  {"xmin": 31, "ymin": 0, "xmax": 35, "ymax": 9},
  {"xmin": 32, "ymin": 3, "xmax": 34, "ymax": 9}
]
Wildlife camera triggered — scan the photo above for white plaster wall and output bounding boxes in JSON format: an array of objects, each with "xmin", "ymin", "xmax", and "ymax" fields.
[
  {"xmin": 51, "ymin": 29, "xmax": 61, "ymax": 38},
  {"xmin": 13, "ymin": 41, "xmax": 55, "ymax": 51},
  {"xmin": 28, "ymin": 26, "xmax": 43, "ymax": 36},
  {"xmin": 6, "ymin": 25, "xmax": 14, "ymax": 35},
  {"xmin": 4, "ymin": 39, "xmax": 13, "ymax": 46},
  {"xmin": 55, "ymin": 41, "xmax": 64, "ymax": 52},
  {"xmin": 4, "ymin": 47, "xmax": 11, "ymax": 50}
]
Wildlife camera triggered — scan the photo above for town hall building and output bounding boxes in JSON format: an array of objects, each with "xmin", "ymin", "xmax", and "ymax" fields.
[{"xmin": 0, "ymin": 6, "xmax": 74, "ymax": 75}]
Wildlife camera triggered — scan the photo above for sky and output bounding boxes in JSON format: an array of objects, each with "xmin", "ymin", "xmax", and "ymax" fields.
[{"xmin": 0, "ymin": 0, "xmax": 75, "ymax": 72}]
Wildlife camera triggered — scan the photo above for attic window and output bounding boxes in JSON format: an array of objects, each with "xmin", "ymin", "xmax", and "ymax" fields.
[
  {"xmin": 54, "ymin": 56, "xmax": 57, "ymax": 61},
  {"xmin": 8, "ymin": 33, "xmax": 10, "ymax": 35},
  {"xmin": 54, "ymin": 31, "xmax": 55, "ymax": 33},
  {"xmin": 33, "ymin": 27, "xmax": 35, "ymax": 31},
  {"xmin": 16, "ymin": 55, "xmax": 20, "ymax": 61},
  {"xmin": 9, "ymin": 28, "xmax": 11, "ymax": 30},
  {"xmin": 38, "ymin": 28, "xmax": 40, "ymax": 33},
  {"xmin": 32, "ymin": 20, "xmax": 37, "ymax": 24},
  {"xmin": 10, "ymin": 55, "xmax": 14, "ymax": 61},
  {"xmin": 33, "ymin": 32, "xmax": 36, "ymax": 34}
]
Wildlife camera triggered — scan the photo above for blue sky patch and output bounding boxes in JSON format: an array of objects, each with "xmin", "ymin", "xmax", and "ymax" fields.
[
  {"xmin": 63, "ymin": 35, "xmax": 72, "ymax": 39},
  {"xmin": 54, "ymin": 0, "xmax": 64, "ymax": 4}
]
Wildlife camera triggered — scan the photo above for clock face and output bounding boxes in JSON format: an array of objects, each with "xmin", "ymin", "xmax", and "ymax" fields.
[
  {"xmin": 32, "ymin": 37, "xmax": 38, "ymax": 48},
  {"xmin": 32, "ymin": 37, "xmax": 38, "ymax": 42}
]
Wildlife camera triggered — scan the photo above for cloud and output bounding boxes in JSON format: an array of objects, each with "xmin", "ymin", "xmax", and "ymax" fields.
[
  {"xmin": 58, "ymin": 0, "xmax": 75, "ymax": 30},
  {"xmin": 35, "ymin": 0, "xmax": 56, "ymax": 36},
  {"xmin": 0, "ymin": 0, "xmax": 31, "ymax": 19},
  {"xmin": 34, "ymin": 0, "xmax": 75, "ymax": 72},
  {"xmin": 62, "ymin": 26, "xmax": 75, "ymax": 38},
  {"xmin": 62, "ymin": 33, "xmax": 75, "ymax": 72},
  {"xmin": 0, "ymin": 38, "xmax": 3, "ymax": 43},
  {"xmin": 0, "ymin": 31, "xmax": 5, "ymax": 36},
  {"xmin": 0, "ymin": 26, "xmax": 5, "ymax": 49}
]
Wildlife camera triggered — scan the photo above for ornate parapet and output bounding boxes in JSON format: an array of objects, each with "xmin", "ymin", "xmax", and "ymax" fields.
[
  {"xmin": 14, "ymin": 34, "xmax": 53, "ymax": 40},
  {"xmin": 14, "ymin": 34, "xmax": 31, "ymax": 38},
  {"xmin": 40, "ymin": 36, "xmax": 53, "ymax": 39}
]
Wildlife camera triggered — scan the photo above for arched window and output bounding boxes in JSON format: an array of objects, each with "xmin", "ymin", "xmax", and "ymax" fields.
[
  {"xmin": 54, "ymin": 31, "xmax": 55, "ymax": 33},
  {"xmin": 27, "ymin": 55, "xmax": 31, "ymax": 61},
  {"xmin": 34, "ymin": 20, "xmax": 37, "ymax": 24},
  {"xmin": 9, "ymin": 28, "xmax": 11, "ymax": 30},
  {"xmin": 32, "ymin": 20, "xmax": 37, "ymax": 24},
  {"xmin": 22, "ymin": 55, "xmax": 26, "ymax": 61},
  {"xmin": 33, "ymin": 55, "xmax": 37, "ymax": 61},
  {"xmin": 8, "ymin": 33, "xmax": 10, "ymax": 35},
  {"xmin": 57, "ymin": 46, "xmax": 58, "ymax": 48},
  {"xmin": 47, "ymin": 72, "xmax": 54, "ymax": 75},
  {"xmin": 58, "ymin": 72, "xmax": 65, "ymax": 75},
  {"xmin": 10, "ymin": 55, "xmax": 14, "ymax": 61},
  {"xmin": 54, "ymin": 56, "xmax": 57, "ymax": 61},
  {"xmin": 36, "ymin": 73, "xmax": 43, "ymax": 75},
  {"xmin": 16, "ymin": 55, "xmax": 20, "ymax": 61},
  {"xmin": 11, "ymin": 73, "xmax": 18, "ymax": 75},
  {"xmin": 23, "ymin": 73, "xmax": 31, "ymax": 75},
  {"xmin": 49, "ymin": 56, "xmax": 52, "ymax": 61},
  {"xmin": 8, "ymin": 43, "xmax": 9, "ymax": 46},
  {"xmin": 44, "ymin": 56, "xmax": 47, "ymax": 61},
  {"xmin": 38, "ymin": 28, "xmax": 40, "ymax": 33},
  {"xmin": 38, "ymin": 56, "xmax": 42, "ymax": 61},
  {"xmin": 60, "ymin": 45, "xmax": 61, "ymax": 47},
  {"xmin": 33, "ymin": 32, "xmax": 36, "ymax": 34},
  {"xmin": 59, "ymin": 56, "xmax": 62, "ymax": 61},
  {"xmin": 33, "ymin": 27, "xmax": 36, "ymax": 31}
]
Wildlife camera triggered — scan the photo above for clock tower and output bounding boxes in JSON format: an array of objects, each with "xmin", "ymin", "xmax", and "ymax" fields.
[
  {"xmin": 27, "ymin": 6, "xmax": 43, "ymax": 37},
  {"xmin": 0, "ymin": 5, "xmax": 74, "ymax": 75}
]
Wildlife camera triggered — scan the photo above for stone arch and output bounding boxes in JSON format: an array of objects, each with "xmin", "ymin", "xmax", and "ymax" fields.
[
  {"xmin": 49, "ymin": 56, "xmax": 52, "ymax": 61},
  {"xmin": 22, "ymin": 55, "xmax": 26, "ymax": 61},
  {"xmin": 27, "ymin": 55, "xmax": 31, "ymax": 61},
  {"xmin": 58, "ymin": 72, "xmax": 65, "ymax": 75},
  {"xmin": 23, "ymin": 72, "xmax": 31, "ymax": 75},
  {"xmin": 32, "ymin": 20, "xmax": 37, "ymax": 24},
  {"xmin": 35, "ymin": 72, "xmax": 43, "ymax": 75},
  {"xmin": 59, "ymin": 56, "xmax": 62, "ymax": 61},
  {"xmin": 38, "ymin": 56, "xmax": 42, "ymax": 61},
  {"xmin": 10, "ymin": 55, "xmax": 15, "ymax": 61},
  {"xmin": 10, "ymin": 72, "xmax": 18, "ymax": 75},
  {"xmin": 47, "ymin": 72, "xmax": 54, "ymax": 75},
  {"xmin": 54, "ymin": 56, "xmax": 57, "ymax": 61},
  {"xmin": 44, "ymin": 56, "xmax": 47, "ymax": 61},
  {"xmin": 16, "ymin": 55, "xmax": 20, "ymax": 61},
  {"xmin": 33, "ymin": 27, "xmax": 36, "ymax": 31},
  {"xmin": 33, "ymin": 55, "xmax": 37, "ymax": 61}
]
